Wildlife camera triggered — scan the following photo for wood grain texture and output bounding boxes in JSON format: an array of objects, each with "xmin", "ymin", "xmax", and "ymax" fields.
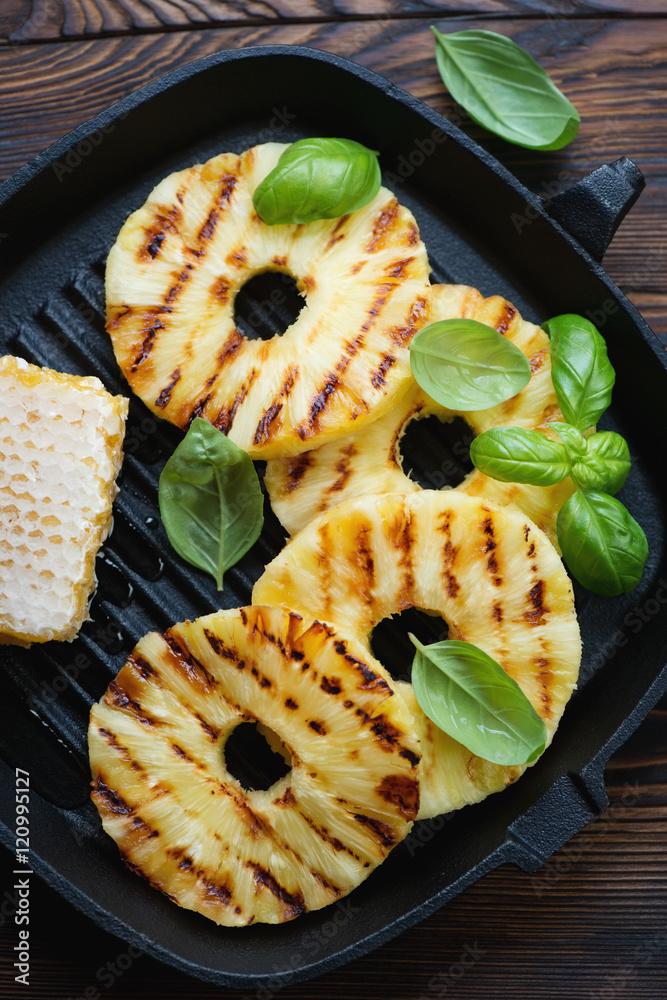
[
  {"xmin": 0, "ymin": 7, "xmax": 665, "ymax": 998},
  {"xmin": 2, "ymin": 0, "xmax": 667, "ymax": 43},
  {"xmin": 0, "ymin": 16, "xmax": 664, "ymax": 337}
]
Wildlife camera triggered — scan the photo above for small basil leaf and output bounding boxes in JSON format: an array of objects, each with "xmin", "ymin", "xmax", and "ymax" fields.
[
  {"xmin": 432, "ymin": 27, "xmax": 580, "ymax": 150},
  {"xmin": 409, "ymin": 318, "xmax": 531, "ymax": 410},
  {"xmin": 470, "ymin": 427, "xmax": 570, "ymax": 486},
  {"xmin": 410, "ymin": 635, "xmax": 547, "ymax": 766},
  {"xmin": 556, "ymin": 490, "xmax": 648, "ymax": 596},
  {"xmin": 542, "ymin": 314, "xmax": 615, "ymax": 431},
  {"xmin": 252, "ymin": 137, "xmax": 381, "ymax": 225},
  {"xmin": 571, "ymin": 431, "xmax": 631, "ymax": 495},
  {"xmin": 549, "ymin": 421, "xmax": 587, "ymax": 462},
  {"xmin": 158, "ymin": 418, "xmax": 264, "ymax": 590}
]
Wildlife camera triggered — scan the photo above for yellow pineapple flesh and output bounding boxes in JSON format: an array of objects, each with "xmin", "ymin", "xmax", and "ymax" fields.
[
  {"xmin": 105, "ymin": 143, "xmax": 431, "ymax": 459},
  {"xmin": 253, "ymin": 491, "xmax": 581, "ymax": 819},
  {"xmin": 88, "ymin": 605, "xmax": 420, "ymax": 926},
  {"xmin": 265, "ymin": 284, "xmax": 574, "ymax": 544}
]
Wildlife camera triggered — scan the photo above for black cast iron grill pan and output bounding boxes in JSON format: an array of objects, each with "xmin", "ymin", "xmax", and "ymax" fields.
[{"xmin": 0, "ymin": 45, "xmax": 666, "ymax": 989}]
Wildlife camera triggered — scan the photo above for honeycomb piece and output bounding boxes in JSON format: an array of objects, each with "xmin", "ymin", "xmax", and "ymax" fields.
[{"xmin": 0, "ymin": 355, "xmax": 128, "ymax": 645}]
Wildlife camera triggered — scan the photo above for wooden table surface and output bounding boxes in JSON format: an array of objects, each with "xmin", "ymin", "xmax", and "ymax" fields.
[{"xmin": 0, "ymin": 2, "xmax": 666, "ymax": 998}]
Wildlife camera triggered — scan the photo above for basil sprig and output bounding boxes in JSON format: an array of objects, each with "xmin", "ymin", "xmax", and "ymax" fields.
[
  {"xmin": 410, "ymin": 635, "xmax": 547, "ymax": 766},
  {"xmin": 158, "ymin": 418, "xmax": 264, "ymax": 590},
  {"xmin": 432, "ymin": 27, "xmax": 580, "ymax": 150},
  {"xmin": 469, "ymin": 314, "xmax": 647, "ymax": 596},
  {"xmin": 252, "ymin": 137, "xmax": 381, "ymax": 226},
  {"xmin": 409, "ymin": 318, "xmax": 531, "ymax": 410}
]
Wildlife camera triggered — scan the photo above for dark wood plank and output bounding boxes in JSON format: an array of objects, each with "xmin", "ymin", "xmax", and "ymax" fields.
[
  {"xmin": 3, "ymin": 0, "xmax": 667, "ymax": 44},
  {"xmin": 0, "ymin": 12, "xmax": 665, "ymax": 1000},
  {"xmin": 0, "ymin": 16, "xmax": 664, "ymax": 335}
]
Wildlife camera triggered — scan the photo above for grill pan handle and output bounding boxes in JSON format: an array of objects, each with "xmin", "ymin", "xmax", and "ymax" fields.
[{"xmin": 543, "ymin": 157, "xmax": 645, "ymax": 262}]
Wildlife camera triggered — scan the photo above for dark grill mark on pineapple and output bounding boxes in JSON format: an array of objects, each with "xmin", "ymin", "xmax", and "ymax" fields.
[
  {"xmin": 131, "ymin": 317, "xmax": 165, "ymax": 373},
  {"xmin": 326, "ymin": 442, "xmax": 357, "ymax": 494},
  {"xmin": 387, "ymin": 505, "xmax": 416, "ymax": 609},
  {"xmin": 98, "ymin": 727, "xmax": 147, "ymax": 773},
  {"xmin": 353, "ymin": 813, "xmax": 396, "ymax": 847},
  {"xmin": 406, "ymin": 222, "xmax": 419, "ymax": 246},
  {"xmin": 93, "ymin": 776, "xmax": 133, "ymax": 816},
  {"xmin": 164, "ymin": 265, "xmax": 193, "ymax": 306},
  {"xmin": 127, "ymin": 653, "xmax": 157, "ymax": 683},
  {"xmin": 201, "ymin": 877, "xmax": 232, "ymax": 906},
  {"xmin": 210, "ymin": 275, "xmax": 232, "ymax": 304},
  {"xmin": 523, "ymin": 580, "xmax": 548, "ymax": 626},
  {"xmin": 369, "ymin": 352, "xmax": 396, "ymax": 389},
  {"xmin": 253, "ymin": 365, "xmax": 298, "ymax": 445},
  {"xmin": 376, "ymin": 774, "xmax": 419, "ymax": 819},
  {"xmin": 186, "ymin": 392, "xmax": 213, "ymax": 424},
  {"xmin": 324, "ymin": 214, "xmax": 350, "ymax": 251},
  {"xmin": 482, "ymin": 516, "xmax": 503, "ymax": 586},
  {"xmin": 105, "ymin": 679, "xmax": 162, "ymax": 728},
  {"xmin": 285, "ymin": 697, "xmax": 298, "ymax": 710},
  {"xmin": 165, "ymin": 633, "xmax": 217, "ymax": 690},
  {"xmin": 492, "ymin": 602, "xmax": 504, "ymax": 622},
  {"xmin": 198, "ymin": 208, "xmax": 219, "ymax": 245},
  {"xmin": 247, "ymin": 862, "xmax": 306, "ymax": 918},
  {"xmin": 535, "ymin": 656, "xmax": 553, "ymax": 717},
  {"xmin": 283, "ymin": 452, "xmax": 313, "ymax": 493},
  {"xmin": 492, "ymin": 300, "xmax": 517, "ymax": 336},
  {"xmin": 307, "ymin": 376, "xmax": 339, "ymax": 426},
  {"xmin": 213, "ymin": 367, "xmax": 258, "ymax": 434},
  {"xmin": 226, "ymin": 245, "xmax": 248, "ymax": 269},
  {"xmin": 138, "ymin": 206, "xmax": 182, "ymax": 261},
  {"xmin": 320, "ymin": 676, "xmax": 342, "ymax": 695},
  {"xmin": 361, "ymin": 292, "xmax": 388, "ymax": 333},
  {"xmin": 155, "ymin": 368, "xmax": 181, "ymax": 409},
  {"xmin": 308, "ymin": 719, "xmax": 328, "ymax": 735},
  {"xmin": 399, "ymin": 746, "xmax": 420, "ymax": 768},
  {"xmin": 171, "ymin": 743, "xmax": 195, "ymax": 764},
  {"xmin": 218, "ymin": 173, "xmax": 238, "ymax": 203},
  {"xmin": 196, "ymin": 713, "xmax": 220, "ymax": 742},
  {"xmin": 439, "ymin": 509, "xmax": 460, "ymax": 599},
  {"xmin": 366, "ymin": 200, "xmax": 399, "ymax": 253},
  {"xmin": 390, "ymin": 295, "xmax": 430, "ymax": 348},
  {"xmin": 385, "ymin": 257, "xmax": 414, "ymax": 280},
  {"xmin": 530, "ymin": 348, "xmax": 548, "ymax": 375},
  {"xmin": 146, "ymin": 232, "xmax": 164, "ymax": 259},
  {"xmin": 274, "ymin": 787, "xmax": 296, "ymax": 807},
  {"xmin": 204, "ymin": 628, "xmax": 240, "ymax": 663}
]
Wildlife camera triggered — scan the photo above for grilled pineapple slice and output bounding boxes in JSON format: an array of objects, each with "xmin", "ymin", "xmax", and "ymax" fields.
[
  {"xmin": 0, "ymin": 355, "xmax": 127, "ymax": 645},
  {"xmin": 106, "ymin": 143, "xmax": 431, "ymax": 459},
  {"xmin": 265, "ymin": 284, "xmax": 574, "ymax": 543},
  {"xmin": 88, "ymin": 605, "xmax": 420, "ymax": 926},
  {"xmin": 253, "ymin": 491, "xmax": 581, "ymax": 819}
]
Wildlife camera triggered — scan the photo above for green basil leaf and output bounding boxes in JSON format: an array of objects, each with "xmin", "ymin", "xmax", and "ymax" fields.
[
  {"xmin": 572, "ymin": 431, "xmax": 631, "ymax": 495},
  {"xmin": 410, "ymin": 635, "xmax": 547, "ymax": 766},
  {"xmin": 252, "ymin": 137, "xmax": 381, "ymax": 225},
  {"xmin": 542, "ymin": 314, "xmax": 615, "ymax": 431},
  {"xmin": 556, "ymin": 490, "xmax": 648, "ymax": 596},
  {"xmin": 549, "ymin": 421, "xmax": 587, "ymax": 462},
  {"xmin": 470, "ymin": 427, "xmax": 570, "ymax": 486},
  {"xmin": 432, "ymin": 27, "xmax": 580, "ymax": 150},
  {"xmin": 158, "ymin": 418, "xmax": 264, "ymax": 590},
  {"xmin": 409, "ymin": 318, "xmax": 531, "ymax": 410}
]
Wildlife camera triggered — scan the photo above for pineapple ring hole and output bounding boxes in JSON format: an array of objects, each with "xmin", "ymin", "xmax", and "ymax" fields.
[
  {"xmin": 370, "ymin": 608, "xmax": 449, "ymax": 684},
  {"xmin": 399, "ymin": 414, "xmax": 473, "ymax": 491},
  {"xmin": 223, "ymin": 721, "xmax": 292, "ymax": 792},
  {"xmin": 233, "ymin": 271, "xmax": 305, "ymax": 342}
]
